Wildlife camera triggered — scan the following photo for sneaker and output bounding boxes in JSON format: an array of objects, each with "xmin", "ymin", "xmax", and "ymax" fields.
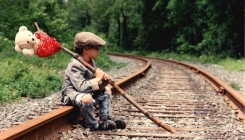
[
  {"xmin": 88, "ymin": 123, "xmax": 100, "ymax": 131},
  {"xmin": 98, "ymin": 120, "xmax": 116, "ymax": 130},
  {"xmin": 114, "ymin": 120, "xmax": 126, "ymax": 129}
]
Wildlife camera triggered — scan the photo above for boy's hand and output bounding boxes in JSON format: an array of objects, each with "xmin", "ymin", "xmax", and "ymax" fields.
[
  {"xmin": 99, "ymin": 73, "xmax": 111, "ymax": 91},
  {"xmin": 103, "ymin": 73, "xmax": 112, "ymax": 82},
  {"xmin": 94, "ymin": 68, "xmax": 104, "ymax": 82},
  {"xmin": 102, "ymin": 73, "xmax": 112, "ymax": 86}
]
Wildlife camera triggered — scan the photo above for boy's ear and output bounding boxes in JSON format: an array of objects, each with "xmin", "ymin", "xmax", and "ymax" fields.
[{"xmin": 83, "ymin": 47, "xmax": 88, "ymax": 52}]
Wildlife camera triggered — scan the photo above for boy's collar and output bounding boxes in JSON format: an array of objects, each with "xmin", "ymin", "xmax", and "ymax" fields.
[{"xmin": 82, "ymin": 56, "xmax": 93, "ymax": 66}]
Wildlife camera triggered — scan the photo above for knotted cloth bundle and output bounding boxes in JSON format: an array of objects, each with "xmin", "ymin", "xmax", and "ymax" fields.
[{"xmin": 35, "ymin": 32, "xmax": 61, "ymax": 58}]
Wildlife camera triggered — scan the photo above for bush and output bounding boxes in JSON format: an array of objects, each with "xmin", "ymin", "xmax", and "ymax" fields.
[{"xmin": 0, "ymin": 58, "xmax": 62, "ymax": 100}]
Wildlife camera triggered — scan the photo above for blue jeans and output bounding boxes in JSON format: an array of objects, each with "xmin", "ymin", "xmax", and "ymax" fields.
[{"xmin": 75, "ymin": 91, "xmax": 111, "ymax": 129}]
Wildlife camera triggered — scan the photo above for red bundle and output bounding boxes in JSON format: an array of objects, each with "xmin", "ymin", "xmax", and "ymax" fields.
[{"xmin": 35, "ymin": 32, "xmax": 61, "ymax": 58}]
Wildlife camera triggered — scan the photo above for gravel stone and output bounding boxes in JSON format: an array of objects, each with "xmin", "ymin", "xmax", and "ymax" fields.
[{"xmin": 182, "ymin": 60, "xmax": 245, "ymax": 97}]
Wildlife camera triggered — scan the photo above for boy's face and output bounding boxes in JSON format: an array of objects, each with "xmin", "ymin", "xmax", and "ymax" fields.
[{"xmin": 85, "ymin": 46, "xmax": 100, "ymax": 59}]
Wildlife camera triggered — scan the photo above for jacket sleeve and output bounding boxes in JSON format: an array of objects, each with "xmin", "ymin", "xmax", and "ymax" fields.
[{"xmin": 67, "ymin": 60, "xmax": 100, "ymax": 93}]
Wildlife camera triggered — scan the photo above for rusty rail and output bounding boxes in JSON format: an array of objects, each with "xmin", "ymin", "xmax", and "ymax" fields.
[{"xmin": 0, "ymin": 106, "xmax": 73, "ymax": 140}]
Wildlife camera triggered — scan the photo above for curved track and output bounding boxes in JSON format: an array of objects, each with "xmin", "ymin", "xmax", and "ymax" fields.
[{"xmin": 1, "ymin": 53, "xmax": 244, "ymax": 140}]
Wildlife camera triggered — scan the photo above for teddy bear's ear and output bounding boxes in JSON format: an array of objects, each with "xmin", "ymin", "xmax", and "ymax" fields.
[{"xmin": 19, "ymin": 26, "xmax": 27, "ymax": 31}]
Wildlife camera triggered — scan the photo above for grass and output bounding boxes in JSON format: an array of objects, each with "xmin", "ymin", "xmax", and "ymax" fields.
[
  {"xmin": 229, "ymin": 82, "xmax": 241, "ymax": 91},
  {"xmin": 217, "ymin": 58, "xmax": 245, "ymax": 72}
]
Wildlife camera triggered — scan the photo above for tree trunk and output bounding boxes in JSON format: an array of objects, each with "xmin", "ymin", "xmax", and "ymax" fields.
[
  {"xmin": 122, "ymin": 13, "xmax": 127, "ymax": 49},
  {"xmin": 117, "ymin": 16, "xmax": 121, "ymax": 46}
]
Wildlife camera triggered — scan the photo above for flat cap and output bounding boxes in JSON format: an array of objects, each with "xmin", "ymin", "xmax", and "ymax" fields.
[{"xmin": 74, "ymin": 32, "xmax": 106, "ymax": 48}]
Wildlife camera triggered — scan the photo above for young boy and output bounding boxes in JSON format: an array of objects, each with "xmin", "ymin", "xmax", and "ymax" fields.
[{"xmin": 61, "ymin": 32, "xmax": 125, "ymax": 131}]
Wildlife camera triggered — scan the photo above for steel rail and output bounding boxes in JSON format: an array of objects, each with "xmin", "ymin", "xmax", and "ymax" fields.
[
  {"xmin": 0, "ymin": 54, "xmax": 151, "ymax": 140},
  {"xmin": 0, "ymin": 106, "xmax": 73, "ymax": 140},
  {"xmin": 109, "ymin": 53, "xmax": 245, "ymax": 123}
]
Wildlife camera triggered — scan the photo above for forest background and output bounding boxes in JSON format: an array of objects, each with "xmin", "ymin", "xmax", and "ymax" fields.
[{"xmin": 0, "ymin": 0, "xmax": 244, "ymax": 103}]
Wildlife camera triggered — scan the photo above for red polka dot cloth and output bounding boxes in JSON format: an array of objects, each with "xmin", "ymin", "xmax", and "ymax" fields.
[{"xmin": 35, "ymin": 32, "xmax": 61, "ymax": 58}]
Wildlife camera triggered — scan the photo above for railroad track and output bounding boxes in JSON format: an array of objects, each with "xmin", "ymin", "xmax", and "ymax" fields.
[{"xmin": 1, "ymin": 53, "xmax": 244, "ymax": 140}]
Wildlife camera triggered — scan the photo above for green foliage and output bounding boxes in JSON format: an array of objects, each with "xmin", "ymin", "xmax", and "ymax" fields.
[
  {"xmin": 0, "ymin": 59, "xmax": 61, "ymax": 98},
  {"xmin": 165, "ymin": 0, "xmax": 243, "ymax": 58},
  {"xmin": 86, "ymin": 0, "xmax": 144, "ymax": 50},
  {"xmin": 0, "ymin": 0, "xmax": 72, "ymax": 42},
  {"xmin": 0, "ymin": 58, "xmax": 62, "ymax": 99},
  {"xmin": 66, "ymin": 0, "xmax": 91, "ymax": 35},
  {"xmin": 0, "ymin": 0, "xmax": 30, "ymax": 39},
  {"xmin": 139, "ymin": 0, "xmax": 173, "ymax": 51},
  {"xmin": 217, "ymin": 58, "xmax": 245, "ymax": 71},
  {"xmin": 229, "ymin": 82, "xmax": 240, "ymax": 91},
  {"xmin": 96, "ymin": 48, "xmax": 116, "ymax": 71},
  {"xmin": 29, "ymin": 0, "xmax": 72, "ymax": 42}
]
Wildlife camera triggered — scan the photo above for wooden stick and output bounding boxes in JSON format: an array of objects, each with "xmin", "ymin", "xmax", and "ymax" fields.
[{"xmin": 34, "ymin": 22, "xmax": 176, "ymax": 133}]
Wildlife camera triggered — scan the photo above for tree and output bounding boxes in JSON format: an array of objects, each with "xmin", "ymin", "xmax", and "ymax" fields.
[
  {"xmin": 0, "ymin": 0, "xmax": 70, "ymax": 42},
  {"xmin": 88, "ymin": 0, "xmax": 144, "ymax": 50},
  {"xmin": 29, "ymin": 0, "xmax": 70, "ymax": 42},
  {"xmin": 0, "ymin": 0, "xmax": 30, "ymax": 40},
  {"xmin": 66, "ymin": 0, "xmax": 91, "ymax": 34},
  {"xmin": 165, "ymin": 0, "xmax": 243, "ymax": 57},
  {"xmin": 139, "ymin": 0, "xmax": 175, "ymax": 51}
]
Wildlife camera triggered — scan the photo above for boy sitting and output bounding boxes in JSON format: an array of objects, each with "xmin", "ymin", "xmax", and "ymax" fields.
[{"xmin": 61, "ymin": 32, "xmax": 125, "ymax": 130}]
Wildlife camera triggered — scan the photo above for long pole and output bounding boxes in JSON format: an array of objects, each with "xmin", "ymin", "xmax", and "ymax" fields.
[{"xmin": 34, "ymin": 22, "xmax": 176, "ymax": 133}]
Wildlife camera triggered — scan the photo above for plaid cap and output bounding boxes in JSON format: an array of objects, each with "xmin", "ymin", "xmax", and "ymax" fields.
[{"xmin": 74, "ymin": 32, "xmax": 106, "ymax": 48}]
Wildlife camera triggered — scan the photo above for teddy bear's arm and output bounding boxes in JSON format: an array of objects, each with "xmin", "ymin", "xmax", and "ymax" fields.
[
  {"xmin": 22, "ymin": 48, "xmax": 35, "ymax": 56},
  {"xmin": 15, "ymin": 44, "xmax": 22, "ymax": 52}
]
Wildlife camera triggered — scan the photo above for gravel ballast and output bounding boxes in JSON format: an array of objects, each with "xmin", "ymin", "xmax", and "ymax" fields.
[{"xmin": 181, "ymin": 60, "xmax": 245, "ymax": 97}]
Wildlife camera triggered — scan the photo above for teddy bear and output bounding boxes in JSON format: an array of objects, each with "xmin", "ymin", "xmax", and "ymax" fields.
[
  {"xmin": 14, "ymin": 26, "xmax": 39, "ymax": 56},
  {"xmin": 14, "ymin": 26, "xmax": 61, "ymax": 58}
]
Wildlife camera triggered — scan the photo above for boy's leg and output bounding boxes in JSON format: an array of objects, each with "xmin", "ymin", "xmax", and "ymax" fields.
[
  {"xmin": 81, "ymin": 102, "xmax": 99, "ymax": 129},
  {"xmin": 76, "ymin": 93, "xmax": 116, "ymax": 130},
  {"xmin": 93, "ymin": 91, "xmax": 118, "ymax": 130},
  {"xmin": 95, "ymin": 91, "xmax": 127, "ymax": 129},
  {"xmin": 76, "ymin": 92, "xmax": 125, "ymax": 130},
  {"xmin": 75, "ymin": 93, "xmax": 99, "ymax": 130},
  {"xmin": 94, "ymin": 91, "xmax": 111, "ymax": 121}
]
